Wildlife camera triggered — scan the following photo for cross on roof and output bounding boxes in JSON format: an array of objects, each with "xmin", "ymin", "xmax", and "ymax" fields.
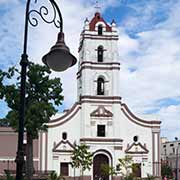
[{"xmin": 94, "ymin": 0, "xmax": 101, "ymax": 13}]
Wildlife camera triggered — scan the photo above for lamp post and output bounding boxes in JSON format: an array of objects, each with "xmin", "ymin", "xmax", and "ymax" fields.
[{"xmin": 15, "ymin": 1, "xmax": 77, "ymax": 180}]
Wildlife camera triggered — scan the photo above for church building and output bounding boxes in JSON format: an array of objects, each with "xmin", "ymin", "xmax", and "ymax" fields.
[{"xmin": 39, "ymin": 12, "xmax": 161, "ymax": 179}]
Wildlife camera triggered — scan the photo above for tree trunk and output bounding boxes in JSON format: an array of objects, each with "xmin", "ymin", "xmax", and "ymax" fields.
[{"xmin": 26, "ymin": 132, "xmax": 34, "ymax": 180}]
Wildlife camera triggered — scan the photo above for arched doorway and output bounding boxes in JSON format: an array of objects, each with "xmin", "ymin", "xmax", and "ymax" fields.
[{"xmin": 93, "ymin": 154, "xmax": 109, "ymax": 180}]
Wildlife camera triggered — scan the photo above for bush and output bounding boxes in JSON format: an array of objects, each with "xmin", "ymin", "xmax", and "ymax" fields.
[
  {"xmin": 161, "ymin": 164, "xmax": 173, "ymax": 178},
  {"xmin": 48, "ymin": 171, "xmax": 65, "ymax": 180},
  {"xmin": 146, "ymin": 174, "xmax": 155, "ymax": 180},
  {"xmin": 124, "ymin": 174, "xmax": 134, "ymax": 180},
  {"xmin": 3, "ymin": 170, "xmax": 14, "ymax": 180}
]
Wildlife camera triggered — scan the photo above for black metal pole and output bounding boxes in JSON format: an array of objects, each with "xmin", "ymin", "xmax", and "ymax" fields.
[
  {"xmin": 15, "ymin": 1, "xmax": 63, "ymax": 179},
  {"xmin": 15, "ymin": 54, "xmax": 28, "ymax": 180},
  {"xmin": 15, "ymin": 0, "xmax": 31, "ymax": 179}
]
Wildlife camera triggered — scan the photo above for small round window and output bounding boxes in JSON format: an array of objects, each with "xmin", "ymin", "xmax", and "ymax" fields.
[
  {"xmin": 133, "ymin": 136, "xmax": 138, "ymax": 142},
  {"xmin": 62, "ymin": 132, "xmax": 67, "ymax": 140}
]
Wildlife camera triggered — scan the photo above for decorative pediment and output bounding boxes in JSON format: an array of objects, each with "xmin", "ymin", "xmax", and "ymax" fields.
[
  {"xmin": 90, "ymin": 106, "xmax": 113, "ymax": 117},
  {"xmin": 125, "ymin": 142, "xmax": 149, "ymax": 154},
  {"xmin": 52, "ymin": 140, "xmax": 75, "ymax": 153}
]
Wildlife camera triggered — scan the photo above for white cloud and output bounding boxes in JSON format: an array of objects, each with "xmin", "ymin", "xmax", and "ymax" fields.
[
  {"xmin": 0, "ymin": 0, "xmax": 119, "ymax": 107},
  {"xmin": 0, "ymin": 0, "xmax": 180, "ymax": 140},
  {"xmin": 118, "ymin": 28, "xmax": 139, "ymax": 58},
  {"xmin": 159, "ymin": 105, "xmax": 180, "ymax": 140},
  {"xmin": 118, "ymin": 0, "xmax": 180, "ymax": 140}
]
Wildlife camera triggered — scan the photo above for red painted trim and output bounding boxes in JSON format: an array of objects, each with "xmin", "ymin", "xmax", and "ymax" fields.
[
  {"xmin": 47, "ymin": 107, "xmax": 81, "ymax": 128},
  {"xmin": 78, "ymin": 35, "xmax": 119, "ymax": 51},
  {"xmin": 90, "ymin": 105, "xmax": 113, "ymax": 117},
  {"xmin": 80, "ymin": 96, "xmax": 121, "ymax": 105},
  {"xmin": 125, "ymin": 142, "xmax": 149, "ymax": 154},
  {"xmin": 48, "ymin": 103, "xmax": 80, "ymax": 123},
  {"xmin": 121, "ymin": 103, "xmax": 161, "ymax": 125},
  {"xmin": 81, "ymin": 100, "xmax": 121, "ymax": 104},
  {"xmin": 81, "ymin": 33, "xmax": 118, "ymax": 38},
  {"xmin": 121, "ymin": 108, "xmax": 160, "ymax": 128},
  {"xmin": 80, "ymin": 96, "xmax": 121, "ymax": 100},
  {"xmin": 89, "ymin": 12, "xmax": 112, "ymax": 32},
  {"xmin": 77, "ymin": 66, "xmax": 120, "ymax": 77},
  {"xmin": 77, "ymin": 62, "xmax": 120, "ymax": 79},
  {"xmin": 93, "ymin": 149, "xmax": 113, "ymax": 161},
  {"xmin": 80, "ymin": 138, "xmax": 123, "ymax": 142},
  {"xmin": 53, "ymin": 150, "xmax": 73, "ymax": 153},
  {"xmin": 52, "ymin": 140, "xmax": 75, "ymax": 152},
  {"xmin": 80, "ymin": 61, "xmax": 120, "ymax": 66},
  {"xmin": 82, "ymin": 36, "xmax": 119, "ymax": 41}
]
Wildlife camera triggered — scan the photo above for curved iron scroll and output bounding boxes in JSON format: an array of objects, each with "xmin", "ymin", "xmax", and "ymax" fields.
[{"xmin": 28, "ymin": 0, "xmax": 63, "ymax": 31}]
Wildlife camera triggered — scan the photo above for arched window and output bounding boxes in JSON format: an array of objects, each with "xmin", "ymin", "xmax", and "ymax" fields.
[
  {"xmin": 97, "ymin": 77, "xmax": 105, "ymax": 95},
  {"xmin": 97, "ymin": 46, "xmax": 103, "ymax": 62},
  {"xmin": 98, "ymin": 25, "xmax": 103, "ymax": 35}
]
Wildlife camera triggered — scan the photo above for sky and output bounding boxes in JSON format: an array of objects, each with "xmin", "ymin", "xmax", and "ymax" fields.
[{"xmin": 0, "ymin": 0, "xmax": 180, "ymax": 140}]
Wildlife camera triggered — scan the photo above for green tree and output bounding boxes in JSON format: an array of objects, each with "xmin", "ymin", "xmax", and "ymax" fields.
[
  {"xmin": 161, "ymin": 164, "xmax": 173, "ymax": 178},
  {"xmin": 117, "ymin": 155, "xmax": 133, "ymax": 178},
  {"xmin": 146, "ymin": 174, "xmax": 155, "ymax": 180},
  {"xmin": 0, "ymin": 63, "xmax": 63, "ymax": 180},
  {"xmin": 71, "ymin": 144, "xmax": 93, "ymax": 180},
  {"xmin": 100, "ymin": 163, "xmax": 117, "ymax": 179},
  {"xmin": 3, "ymin": 170, "xmax": 14, "ymax": 180},
  {"xmin": 48, "ymin": 171, "xmax": 65, "ymax": 180}
]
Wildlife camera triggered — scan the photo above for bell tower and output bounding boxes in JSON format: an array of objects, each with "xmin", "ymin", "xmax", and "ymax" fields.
[{"xmin": 77, "ymin": 12, "xmax": 121, "ymax": 100}]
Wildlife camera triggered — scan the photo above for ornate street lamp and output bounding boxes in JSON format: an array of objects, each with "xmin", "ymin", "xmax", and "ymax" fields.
[{"xmin": 15, "ymin": 1, "xmax": 77, "ymax": 180}]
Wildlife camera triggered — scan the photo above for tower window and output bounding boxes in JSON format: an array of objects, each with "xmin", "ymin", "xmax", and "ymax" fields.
[
  {"xmin": 98, "ymin": 25, "xmax": 103, "ymax": 35},
  {"xmin": 97, "ymin": 46, "xmax": 103, "ymax": 62},
  {"xmin": 97, "ymin": 125, "xmax": 105, "ymax": 137},
  {"xmin": 97, "ymin": 77, "xmax": 105, "ymax": 95}
]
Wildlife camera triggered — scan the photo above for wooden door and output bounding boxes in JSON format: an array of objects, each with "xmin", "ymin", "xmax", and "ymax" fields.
[
  {"xmin": 132, "ymin": 163, "xmax": 141, "ymax": 177},
  {"xmin": 60, "ymin": 162, "xmax": 69, "ymax": 176},
  {"xmin": 93, "ymin": 154, "xmax": 109, "ymax": 180}
]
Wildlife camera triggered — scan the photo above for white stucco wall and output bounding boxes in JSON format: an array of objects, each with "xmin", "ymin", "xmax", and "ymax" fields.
[{"xmin": 40, "ymin": 13, "xmax": 161, "ymax": 179}]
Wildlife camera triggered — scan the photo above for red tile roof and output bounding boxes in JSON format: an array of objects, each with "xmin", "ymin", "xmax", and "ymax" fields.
[{"xmin": 89, "ymin": 12, "xmax": 112, "ymax": 32}]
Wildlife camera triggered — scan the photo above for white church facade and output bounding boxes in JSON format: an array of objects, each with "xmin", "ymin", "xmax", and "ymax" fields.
[{"xmin": 39, "ymin": 12, "xmax": 161, "ymax": 179}]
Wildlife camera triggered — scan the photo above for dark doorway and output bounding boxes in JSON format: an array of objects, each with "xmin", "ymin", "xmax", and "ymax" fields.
[
  {"xmin": 60, "ymin": 162, "xmax": 69, "ymax": 176},
  {"xmin": 132, "ymin": 163, "xmax": 141, "ymax": 177},
  {"xmin": 93, "ymin": 154, "xmax": 109, "ymax": 180}
]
